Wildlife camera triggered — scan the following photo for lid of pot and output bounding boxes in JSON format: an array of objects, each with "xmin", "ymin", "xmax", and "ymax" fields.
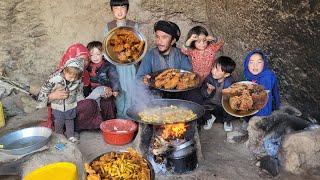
[
  {"xmin": 168, "ymin": 145, "xmax": 196, "ymax": 159},
  {"xmin": 171, "ymin": 139, "xmax": 194, "ymax": 151}
]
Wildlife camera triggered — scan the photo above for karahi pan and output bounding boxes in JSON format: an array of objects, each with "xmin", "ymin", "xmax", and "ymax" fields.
[{"xmin": 126, "ymin": 99, "xmax": 205, "ymax": 125}]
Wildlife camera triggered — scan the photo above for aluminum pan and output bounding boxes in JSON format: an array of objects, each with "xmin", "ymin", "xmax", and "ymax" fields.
[{"xmin": 0, "ymin": 127, "xmax": 52, "ymax": 155}]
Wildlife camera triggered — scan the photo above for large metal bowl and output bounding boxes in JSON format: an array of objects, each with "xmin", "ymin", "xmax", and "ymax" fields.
[
  {"xmin": 0, "ymin": 127, "xmax": 52, "ymax": 155},
  {"xmin": 103, "ymin": 26, "xmax": 148, "ymax": 66},
  {"xmin": 86, "ymin": 151, "xmax": 155, "ymax": 180}
]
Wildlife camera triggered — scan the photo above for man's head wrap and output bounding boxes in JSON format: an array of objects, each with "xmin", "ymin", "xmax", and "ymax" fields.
[{"xmin": 154, "ymin": 20, "xmax": 181, "ymax": 42}]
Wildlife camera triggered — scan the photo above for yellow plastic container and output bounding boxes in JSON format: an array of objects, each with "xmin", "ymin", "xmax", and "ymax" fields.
[
  {"xmin": 0, "ymin": 101, "xmax": 5, "ymax": 128},
  {"xmin": 24, "ymin": 162, "xmax": 78, "ymax": 180}
]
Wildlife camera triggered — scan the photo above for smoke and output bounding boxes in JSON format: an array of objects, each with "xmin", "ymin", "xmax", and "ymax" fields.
[{"xmin": 126, "ymin": 77, "xmax": 162, "ymax": 110}]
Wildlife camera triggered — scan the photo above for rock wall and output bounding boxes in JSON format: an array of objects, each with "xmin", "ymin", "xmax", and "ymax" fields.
[{"xmin": 0, "ymin": 0, "xmax": 319, "ymax": 119}]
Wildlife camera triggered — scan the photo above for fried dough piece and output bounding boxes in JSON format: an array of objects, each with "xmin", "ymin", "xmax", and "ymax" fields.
[
  {"xmin": 155, "ymin": 69, "xmax": 171, "ymax": 80},
  {"xmin": 137, "ymin": 40, "xmax": 145, "ymax": 52},
  {"xmin": 164, "ymin": 76, "xmax": 180, "ymax": 89},
  {"xmin": 113, "ymin": 44, "xmax": 125, "ymax": 52},
  {"xmin": 229, "ymin": 90, "xmax": 253, "ymax": 111},
  {"xmin": 118, "ymin": 52, "xmax": 127, "ymax": 61}
]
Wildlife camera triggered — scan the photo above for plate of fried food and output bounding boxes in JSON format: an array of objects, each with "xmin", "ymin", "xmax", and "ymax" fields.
[
  {"xmin": 103, "ymin": 26, "xmax": 147, "ymax": 66},
  {"xmin": 221, "ymin": 81, "xmax": 269, "ymax": 117},
  {"xmin": 149, "ymin": 69, "xmax": 201, "ymax": 92},
  {"xmin": 85, "ymin": 148, "xmax": 154, "ymax": 180}
]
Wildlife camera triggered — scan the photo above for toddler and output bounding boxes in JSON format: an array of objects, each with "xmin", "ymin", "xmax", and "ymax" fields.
[
  {"xmin": 37, "ymin": 58, "xmax": 84, "ymax": 143},
  {"xmin": 201, "ymin": 56, "xmax": 236, "ymax": 131},
  {"xmin": 244, "ymin": 49, "xmax": 280, "ymax": 116},
  {"xmin": 86, "ymin": 41, "xmax": 121, "ymax": 119},
  {"xmin": 103, "ymin": 0, "xmax": 138, "ymax": 118},
  {"xmin": 182, "ymin": 26, "xmax": 224, "ymax": 82}
]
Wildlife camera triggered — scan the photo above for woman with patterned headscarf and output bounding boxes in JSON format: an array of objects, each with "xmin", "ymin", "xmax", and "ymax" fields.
[{"xmin": 40, "ymin": 44, "xmax": 115, "ymax": 133}]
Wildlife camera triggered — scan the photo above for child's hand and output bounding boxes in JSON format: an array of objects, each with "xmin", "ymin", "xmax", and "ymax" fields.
[
  {"xmin": 185, "ymin": 34, "xmax": 198, "ymax": 47},
  {"xmin": 49, "ymin": 88, "xmax": 69, "ymax": 101},
  {"xmin": 206, "ymin": 35, "xmax": 215, "ymax": 42},
  {"xmin": 207, "ymin": 83, "xmax": 215, "ymax": 94},
  {"xmin": 103, "ymin": 87, "xmax": 113, "ymax": 98},
  {"xmin": 112, "ymin": 91, "xmax": 119, "ymax": 97},
  {"xmin": 190, "ymin": 34, "xmax": 198, "ymax": 41}
]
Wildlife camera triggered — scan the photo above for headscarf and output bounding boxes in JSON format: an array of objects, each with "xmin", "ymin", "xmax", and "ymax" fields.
[
  {"xmin": 154, "ymin": 20, "xmax": 181, "ymax": 42},
  {"xmin": 244, "ymin": 49, "xmax": 274, "ymax": 82},
  {"xmin": 58, "ymin": 44, "xmax": 90, "ymax": 86},
  {"xmin": 59, "ymin": 58, "xmax": 84, "ymax": 72}
]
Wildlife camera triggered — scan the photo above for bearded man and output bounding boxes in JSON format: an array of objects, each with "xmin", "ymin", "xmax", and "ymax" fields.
[{"xmin": 137, "ymin": 20, "xmax": 191, "ymax": 84}]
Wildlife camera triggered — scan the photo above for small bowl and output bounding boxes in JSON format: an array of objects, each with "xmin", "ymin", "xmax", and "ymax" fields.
[{"xmin": 100, "ymin": 119, "xmax": 137, "ymax": 146}]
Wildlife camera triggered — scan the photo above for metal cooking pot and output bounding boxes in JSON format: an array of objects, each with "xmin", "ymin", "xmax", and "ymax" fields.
[
  {"xmin": 168, "ymin": 145, "xmax": 196, "ymax": 159},
  {"xmin": 0, "ymin": 127, "xmax": 52, "ymax": 155},
  {"xmin": 170, "ymin": 139, "xmax": 194, "ymax": 151},
  {"xmin": 126, "ymin": 99, "xmax": 205, "ymax": 125}
]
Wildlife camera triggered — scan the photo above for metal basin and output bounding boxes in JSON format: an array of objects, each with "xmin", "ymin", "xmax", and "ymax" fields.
[{"xmin": 0, "ymin": 127, "xmax": 52, "ymax": 155}]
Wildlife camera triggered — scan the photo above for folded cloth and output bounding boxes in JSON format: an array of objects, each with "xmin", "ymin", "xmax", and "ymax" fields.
[{"xmin": 0, "ymin": 145, "xmax": 48, "ymax": 163}]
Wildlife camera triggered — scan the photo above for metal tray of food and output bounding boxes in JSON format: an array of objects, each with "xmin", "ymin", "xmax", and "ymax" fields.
[
  {"xmin": 103, "ymin": 26, "xmax": 147, "ymax": 66},
  {"xmin": 0, "ymin": 127, "xmax": 52, "ymax": 155},
  {"xmin": 149, "ymin": 69, "xmax": 201, "ymax": 92}
]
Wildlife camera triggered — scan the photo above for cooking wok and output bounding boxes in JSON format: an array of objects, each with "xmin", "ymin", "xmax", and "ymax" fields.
[{"xmin": 126, "ymin": 99, "xmax": 205, "ymax": 125}]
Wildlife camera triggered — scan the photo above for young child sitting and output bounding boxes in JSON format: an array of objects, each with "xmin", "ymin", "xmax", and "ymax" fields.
[
  {"xmin": 86, "ymin": 41, "xmax": 121, "ymax": 119},
  {"xmin": 103, "ymin": 0, "xmax": 138, "ymax": 118},
  {"xmin": 37, "ymin": 58, "xmax": 84, "ymax": 143},
  {"xmin": 244, "ymin": 49, "xmax": 280, "ymax": 116},
  {"xmin": 200, "ymin": 56, "xmax": 236, "ymax": 131},
  {"xmin": 181, "ymin": 26, "xmax": 224, "ymax": 82}
]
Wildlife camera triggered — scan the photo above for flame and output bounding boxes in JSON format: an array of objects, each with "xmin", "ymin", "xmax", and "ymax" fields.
[{"xmin": 161, "ymin": 123, "xmax": 188, "ymax": 140}]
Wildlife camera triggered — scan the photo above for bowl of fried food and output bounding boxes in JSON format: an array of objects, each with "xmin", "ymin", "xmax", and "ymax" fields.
[
  {"xmin": 103, "ymin": 26, "xmax": 147, "ymax": 66},
  {"xmin": 221, "ymin": 81, "xmax": 269, "ymax": 117},
  {"xmin": 85, "ymin": 148, "xmax": 154, "ymax": 180},
  {"xmin": 149, "ymin": 69, "xmax": 201, "ymax": 92}
]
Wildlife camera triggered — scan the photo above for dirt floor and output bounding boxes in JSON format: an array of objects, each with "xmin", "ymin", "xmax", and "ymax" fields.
[
  {"xmin": 78, "ymin": 120, "xmax": 313, "ymax": 180},
  {"xmin": 1, "ymin": 110, "xmax": 318, "ymax": 180}
]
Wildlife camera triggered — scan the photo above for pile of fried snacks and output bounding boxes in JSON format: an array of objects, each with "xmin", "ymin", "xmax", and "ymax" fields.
[
  {"xmin": 108, "ymin": 29, "xmax": 145, "ymax": 61},
  {"xmin": 85, "ymin": 148, "xmax": 150, "ymax": 180},
  {"xmin": 154, "ymin": 69, "xmax": 197, "ymax": 90}
]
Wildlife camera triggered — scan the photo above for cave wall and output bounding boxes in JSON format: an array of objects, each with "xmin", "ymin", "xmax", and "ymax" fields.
[
  {"xmin": 0, "ymin": 0, "xmax": 319, "ymax": 119},
  {"xmin": 205, "ymin": 0, "xmax": 320, "ymax": 119}
]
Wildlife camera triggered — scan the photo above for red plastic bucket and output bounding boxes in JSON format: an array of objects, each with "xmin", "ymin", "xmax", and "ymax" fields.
[{"xmin": 100, "ymin": 119, "xmax": 137, "ymax": 146}]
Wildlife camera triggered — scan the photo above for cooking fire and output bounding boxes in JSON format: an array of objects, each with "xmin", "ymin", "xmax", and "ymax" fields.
[{"xmin": 147, "ymin": 122, "xmax": 198, "ymax": 174}]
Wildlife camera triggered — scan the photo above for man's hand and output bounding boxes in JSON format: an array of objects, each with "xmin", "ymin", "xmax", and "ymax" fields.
[{"xmin": 143, "ymin": 75, "xmax": 151, "ymax": 86}]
